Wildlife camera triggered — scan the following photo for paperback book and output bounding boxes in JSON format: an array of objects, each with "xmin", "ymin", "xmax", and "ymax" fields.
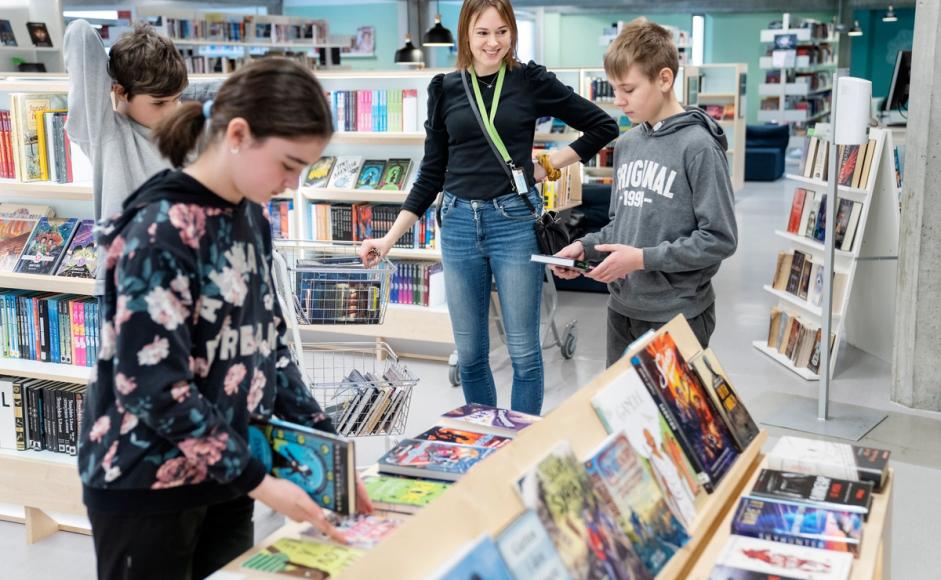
[
  {"xmin": 378, "ymin": 158, "xmax": 412, "ymax": 190},
  {"xmin": 433, "ymin": 535, "xmax": 513, "ymax": 580},
  {"xmin": 377, "ymin": 438, "xmax": 496, "ymax": 482},
  {"xmin": 355, "ymin": 159, "xmax": 385, "ymax": 190},
  {"xmin": 248, "ymin": 417, "xmax": 356, "ymax": 515},
  {"xmin": 752, "ymin": 469, "xmax": 873, "ymax": 516},
  {"xmin": 0, "ymin": 218, "xmax": 38, "ymax": 271},
  {"xmin": 326, "ymin": 156, "xmax": 363, "ymax": 189},
  {"xmin": 13, "ymin": 217, "xmax": 78, "ymax": 275},
  {"xmin": 301, "ymin": 514, "xmax": 401, "ymax": 549},
  {"xmin": 438, "ymin": 403, "xmax": 541, "ymax": 438},
  {"xmin": 495, "ymin": 509, "xmax": 572, "ymax": 580},
  {"xmin": 303, "ymin": 156, "xmax": 336, "ymax": 188},
  {"xmin": 766, "ymin": 436, "xmax": 891, "ymax": 491},
  {"xmin": 265, "ymin": 537, "xmax": 363, "ymax": 577},
  {"xmin": 55, "ymin": 219, "xmax": 97, "ymax": 278},
  {"xmin": 688, "ymin": 348, "xmax": 760, "ymax": 451},
  {"xmin": 711, "ymin": 535, "xmax": 853, "ymax": 580},
  {"xmin": 0, "ymin": 20, "xmax": 15, "ymax": 46},
  {"xmin": 731, "ymin": 497, "xmax": 864, "ymax": 555},
  {"xmin": 415, "ymin": 425, "xmax": 512, "ymax": 449},
  {"xmin": 361, "ymin": 474, "xmax": 450, "ymax": 514},
  {"xmin": 241, "ymin": 544, "xmax": 329, "ymax": 578}
]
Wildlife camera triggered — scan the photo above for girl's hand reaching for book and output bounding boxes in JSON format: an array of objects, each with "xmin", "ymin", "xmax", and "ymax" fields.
[
  {"xmin": 358, "ymin": 237, "xmax": 393, "ymax": 268},
  {"xmin": 355, "ymin": 474, "xmax": 374, "ymax": 515},
  {"xmin": 249, "ymin": 475, "xmax": 349, "ymax": 544}
]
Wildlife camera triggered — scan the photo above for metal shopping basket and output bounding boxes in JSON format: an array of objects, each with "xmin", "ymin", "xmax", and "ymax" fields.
[
  {"xmin": 283, "ymin": 243, "xmax": 394, "ymax": 326},
  {"xmin": 303, "ymin": 341, "xmax": 418, "ymax": 438}
]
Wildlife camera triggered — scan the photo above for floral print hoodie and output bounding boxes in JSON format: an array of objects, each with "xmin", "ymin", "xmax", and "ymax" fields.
[{"xmin": 79, "ymin": 169, "xmax": 334, "ymax": 514}]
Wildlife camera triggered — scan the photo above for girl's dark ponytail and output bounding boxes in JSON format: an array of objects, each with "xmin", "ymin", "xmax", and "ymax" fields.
[{"xmin": 153, "ymin": 101, "xmax": 206, "ymax": 168}]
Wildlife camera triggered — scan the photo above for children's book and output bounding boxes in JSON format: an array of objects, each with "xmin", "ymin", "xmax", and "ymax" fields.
[
  {"xmin": 495, "ymin": 509, "xmax": 572, "ymax": 580},
  {"xmin": 0, "ymin": 219, "xmax": 37, "ymax": 272},
  {"xmin": 432, "ymin": 535, "xmax": 513, "ymax": 580},
  {"xmin": 377, "ymin": 438, "xmax": 495, "ymax": 482},
  {"xmin": 13, "ymin": 217, "xmax": 77, "ymax": 275},
  {"xmin": 517, "ymin": 442, "xmax": 653, "ymax": 580},
  {"xmin": 327, "ymin": 155, "xmax": 363, "ymax": 189},
  {"xmin": 591, "ymin": 369, "xmax": 701, "ymax": 528},
  {"xmin": 9, "ymin": 93, "xmax": 67, "ymax": 182},
  {"xmin": 631, "ymin": 331, "xmax": 739, "ymax": 491},
  {"xmin": 438, "ymin": 403, "xmax": 540, "ymax": 438},
  {"xmin": 55, "ymin": 219, "xmax": 97, "ymax": 278},
  {"xmin": 265, "ymin": 537, "xmax": 363, "ymax": 577},
  {"xmin": 731, "ymin": 497, "xmax": 864, "ymax": 555},
  {"xmin": 301, "ymin": 514, "xmax": 402, "ymax": 549},
  {"xmin": 361, "ymin": 474, "xmax": 450, "ymax": 514},
  {"xmin": 712, "ymin": 535, "xmax": 853, "ymax": 580},
  {"xmin": 584, "ymin": 432, "xmax": 689, "ymax": 576},
  {"xmin": 247, "ymin": 417, "xmax": 356, "ymax": 515},
  {"xmin": 303, "ymin": 156, "xmax": 336, "ymax": 188},
  {"xmin": 378, "ymin": 158, "xmax": 412, "ymax": 190},
  {"xmin": 241, "ymin": 544, "xmax": 329, "ymax": 578},
  {"xmin": 415, "ymin": 425, "xmax": 512, "ymax": 449},
  {"xmin": 354, "ymin": 159, "xmax": 385, "ymax": 190},
  {"xmin": 0, "ymin": 20, "xmax": 16, "ymax": 46}
]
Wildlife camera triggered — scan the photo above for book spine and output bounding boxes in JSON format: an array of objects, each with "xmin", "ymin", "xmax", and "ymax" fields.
[
  {"xmin": 55, "ymin": 385, "xmax": 67, "ymax": 453},
  {"xmin": 26, "ymin": 383, "xmax": 40, "ymax": 450},
  {"xmin": 12, "ymin": 380, "xmax": 26, "ymax": 451}
]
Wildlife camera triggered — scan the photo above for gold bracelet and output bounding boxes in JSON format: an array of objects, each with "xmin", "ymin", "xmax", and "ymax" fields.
[{"xmin": 537, "ymin": 153, "xmax": 562, "ymax": 181}]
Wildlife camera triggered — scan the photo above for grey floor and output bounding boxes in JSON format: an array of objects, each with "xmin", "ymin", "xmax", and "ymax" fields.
[{"xmin": 4, "ymin": 178, "xmax": 940, "ymax": 579}]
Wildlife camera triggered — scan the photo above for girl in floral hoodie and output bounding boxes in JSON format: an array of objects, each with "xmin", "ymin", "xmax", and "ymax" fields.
[{"xmin": 78, "ymin": 58, "xmax": 370, "ymax": 580}]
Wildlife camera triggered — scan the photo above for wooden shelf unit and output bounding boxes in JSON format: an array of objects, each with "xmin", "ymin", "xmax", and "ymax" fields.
[{"xmin": 754, "ymin": 127, "xmax": 901, "ymax": 380}]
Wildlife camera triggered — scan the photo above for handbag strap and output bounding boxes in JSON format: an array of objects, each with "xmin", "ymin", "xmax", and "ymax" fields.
[{"xmin": 460, "ymin": 68, "xmax": 539, "ymax": 215}]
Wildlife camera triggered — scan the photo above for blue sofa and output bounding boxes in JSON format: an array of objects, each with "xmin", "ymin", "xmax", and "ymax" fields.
[
  {"xmin": 552, "ymin": 183, "xmax": 611, "ymax": 294},
  {"xmin": 745, "ymin": 123, "xmax": 790, "ymax": 181}
]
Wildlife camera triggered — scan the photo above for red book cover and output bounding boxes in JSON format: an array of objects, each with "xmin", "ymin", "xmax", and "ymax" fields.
[
  {"xmin": 838, "ymin": 145, "xmax": 859, "ymax": 187},
  {"xmin": 31, "ymin": 296, "xmax": 41, "ymax": 360},
  {"xmin": 0, "ymin": 111, "xmax": 8, "ymax": 178},
  {"xmin": 786, "ymin": 188, "xmax": 807, "ymax": 233}
]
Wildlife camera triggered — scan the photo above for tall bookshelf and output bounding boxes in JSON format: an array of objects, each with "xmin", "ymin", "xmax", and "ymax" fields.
[
  {"xmin": 0, "ymin": 0, "xmax": 66, "ymax": 74},
  {"xmin": 752, "ymin": 125, "xmax": 900, "ymax": 380}
]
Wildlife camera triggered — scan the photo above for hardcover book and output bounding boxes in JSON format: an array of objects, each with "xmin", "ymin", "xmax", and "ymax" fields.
[
  {"xmin": 326, "ymin": 155, "xmax": 363, "ymax": 189},
  {"xmin": 9, "ymin": 93, "xmax": 68, "ymax": 182},
  {"xmin": 496, "ymin": 509, "xmax": 572, "ymax": 580},
  {"xmin": 752, "ymin": 469, "xmax": 873, "ymax": 516},
  {"xmin": 13, "ymin": 217, "xmax": 77, "ymax": 275},
  {"xmin": 584, "ymin": 432, "xmax": 689, "ymax": 575},
  {"xmin": 355, "ymin": 159, "xmax": 385, "ymax": 190},
  {"xmin": 378, "ymin": 158, "xmax": 412, "ymax": 190},
  {"xmin": 517, "ymin": 442, "xmax": 652, "ymax": 580},
  {"xmin": 433, "ymin": 536, "xmax": 513, "ymax": 580},
  {"xmin": 0, "ymin": 219, "xmax": 37, "ymax": 272},
  {"xmin": 247, "ymin": 418, "xmax": 356, "ymax": 515},
  {"xmin": 361, "ymin": 474, "xmax": 450, "ymax": 514},
  {"xmin": 731, "ymin": 497, "xmax": 864, "ymax": 555},
  {"xmin": 377, "ymin": 438, "xmax": 495, "ymax": 482},
  {"xmin": 786, "ymin": 251, "xmax": 807, "ymax": 294},
  {"xmin": 0, "ymin": 20, "xmax": 15, "ymax": 46},
  {"xmin": 689, "ymin": 348, "xmax": 760, "ymax": 452},
  {"xmin": 439, "ymin": 403, "xmax": 540, "ymax": 438},
  {"xmin": 591, "ymin": 369, "xmax": 700, "ymax": 528},
  {"xmin": 55, "ymin": 219, "xmax": 97, "ymax": 278},
  {"xmin": 787, "ymin": 188, "xmax": 807, "ymax": 234},
  {"xmin": 26, "ymin": 22, "xmax": 53, "ymax": 47},
  {"xmin": 303, "ymin": 156, "xmax": 336, "ymax": 188},
  {"xmin": 631, "ymin": 331, "xmax": 739, "ymax": 491},
  {"xmin": 713, "ymin": 535, "xmax": 853, "ymax": 580},
  {"xmin": 415, "ymin": 425, "xmax": 512, "ymax": 449},
  {"xmin": 766, "ymin": 436, "xmax": 891, "ymax": 491}
]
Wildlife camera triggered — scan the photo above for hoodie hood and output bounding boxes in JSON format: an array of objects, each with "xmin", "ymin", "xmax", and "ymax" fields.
[{"xmin": 640, "ymin": 106, "xmax": 728, "ymax": 151}]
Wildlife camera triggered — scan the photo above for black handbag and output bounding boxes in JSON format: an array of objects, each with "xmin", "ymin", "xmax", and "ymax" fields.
[{"xmin": 458, "ymin": 69, "xmax": 571, "ymax": 255}]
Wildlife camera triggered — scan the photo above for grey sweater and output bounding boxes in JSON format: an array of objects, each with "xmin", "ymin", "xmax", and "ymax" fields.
[{"xmin": 580, "ymin": 107, "xmax": 738, "ymax": 322}]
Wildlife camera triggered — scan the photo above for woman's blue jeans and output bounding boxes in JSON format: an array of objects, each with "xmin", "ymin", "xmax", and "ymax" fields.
[{"xmin": 439, "ymin": 189, "xmax": 545, "ymax": 415}]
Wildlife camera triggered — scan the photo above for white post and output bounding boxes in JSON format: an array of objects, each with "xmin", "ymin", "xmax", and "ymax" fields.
[{"xmin": 819, "ymin": 70, "xmax": 840, "ymax": 420}]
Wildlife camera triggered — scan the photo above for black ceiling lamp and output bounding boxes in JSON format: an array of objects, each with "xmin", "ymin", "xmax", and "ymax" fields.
[
  {"xmin": 423, "ymin": 0, "xmax": 455, "ymax": 47},
  {"xmin": 395, "ymin": 1, "xmax": 425, "ymax": 65}
]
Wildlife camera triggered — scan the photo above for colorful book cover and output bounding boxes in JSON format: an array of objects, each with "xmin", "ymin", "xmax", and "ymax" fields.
[
  {"xmin": 361, "ymin": 474, "xmax": 450, "ymax": 513},
  {"xmin": 433, "ymin": 535, "xmax": 513, "ymax": 580},
  {"xmin": 0, "ymin": 20, "xmax": 16, "ymax": 47},
  {"xmin": 495, "ymin": 509, "xmax": 573, "ymax": 580},
  {"xmin": 0, "ymin": 219, "xmax": 37, "ymax": 272},
  {"xmin": 0, "ymin": 204, "xmax": 54, "ymax": 220},
  {"xmin": 326, "ymin": 155, "xmax": 363, "ymax": 189},
  {"xmin": 10, "ymin": 93, "xmax": 68, "ymax": 182},
  {"xmin": 714, "ymin": 536, "xmax": 853, "ymax": 580},
  {"xmin": 584, "ymin": 432, "xmax": 689, "ymax": 576},
  {"xmin": 267, "ymin": 538, "xmax": 363, "ymax": 576},
  {"xmin": 13, "ymin": 217, "xmax": 77, "ymax": 275},
  {"xmin": 439, "ymin": 403, "xmax": 540, "ymax": 437},
  {"xmin": 378, "ymin": 158, "xmax": 412, "ymax": 190},
  {"xmin": 354, "ymin": 159, "xmax": 385, "ymax": 190},
  {"xmin": 247, "ymin": 417, "xmax": 356, "ymax": 515},
  {"xmin": 377, "ymin": 438, "xmax": 495, "ymax": 482},
  {"xmin": 709, "ymin": 564, "xmax": 801, "ymax": 579},
  {"xmin": 241, "ymin": 544, "xmax": 329, "ymax": 578},
  {"xmin": 415, "ymin": 425, "xmax": 512, "ymax": 449},
  {"xmin": 55, "ymin": 219, "xmax": 97, "ymax": 278},
  {"xmin": 752, "ymin": 469, "xmax": 873, "ymax": 516},
  {"xmin": 26, "ymin": 22, "xmax": 53, "ymax": 47},
  {"xmin": 731, "ymin": 497, "xmax": 864, "ymax": 555},
  {"xmin": 591, "ymin": 369, "xmax": 700, "ymax": 528},
  {"xmin": 301, "ymin": 515, "xmax": 402, "ymax": 549},
  {"xmin": 689, "ymin": 348, "xmax": 760, "ymax": 452},
  {"xmin": 516, "ymin": 442, "xmax": 652, "ymax": 580},
  {"xmin": 787, "ymin": 188, "xmax": 807, "ymax": 233},
  {"xmin": 303, "ymin": 156, "xmax": 336, "ymax": 188},
  {"xmin": 631, "ymin": 331, "xmax": 739, "ymax": 490}
]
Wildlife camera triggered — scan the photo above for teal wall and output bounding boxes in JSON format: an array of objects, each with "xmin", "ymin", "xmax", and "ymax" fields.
[
  {"xmin": 284, "ymin": 3, "xmax": 399, "ymax": 69},
  {"xmin": 850, "ymin": 8, "xmax": 915, "ymax": 100}
]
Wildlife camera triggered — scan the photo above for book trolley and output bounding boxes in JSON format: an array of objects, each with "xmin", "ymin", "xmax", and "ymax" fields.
[{"xmin": 222, "ymin": 315, "xmax": 893, "ymax": 579}]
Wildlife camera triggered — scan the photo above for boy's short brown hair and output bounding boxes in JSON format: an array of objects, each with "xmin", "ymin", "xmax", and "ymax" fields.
[
  {"xmin": 108, "ymin": 22, "xmax": 188, "ymax": 99},
  {"xmin": 604, "ymin": 18, "xmax": 679, "ymax": 84}
]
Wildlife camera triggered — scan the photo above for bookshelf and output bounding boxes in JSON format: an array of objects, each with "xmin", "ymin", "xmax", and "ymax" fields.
[
  {"xmin": 0, "ymin": 0, "xmax": 65, "ymax": 74},
  {"xmin": 753, "ymin": 126, "xmax": 901, "ymax": 380}
]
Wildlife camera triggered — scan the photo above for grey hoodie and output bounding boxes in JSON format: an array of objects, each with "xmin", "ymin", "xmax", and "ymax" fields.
[{"xmin": 580, "ymin": 107, "xmax": 738, "ymax": 322}]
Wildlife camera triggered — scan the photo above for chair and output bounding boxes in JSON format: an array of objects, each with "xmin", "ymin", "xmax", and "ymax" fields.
[{"xmin": 745, "ymin": 123, "xmax": 790, "ymax": 181}]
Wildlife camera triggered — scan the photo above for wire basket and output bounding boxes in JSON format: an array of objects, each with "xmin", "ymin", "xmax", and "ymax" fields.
[
  {"xmin": 303, "ymin": 341, "xmax": 418, "ymax": 438},
  {"xmin": 284, "ymin": 244, "xmax": 394, "ymax": 325}
]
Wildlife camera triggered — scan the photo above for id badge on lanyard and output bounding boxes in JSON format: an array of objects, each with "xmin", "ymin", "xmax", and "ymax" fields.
[{"xmin": 511, "ymin": 166, "xmax": 529, "ymax": 194}]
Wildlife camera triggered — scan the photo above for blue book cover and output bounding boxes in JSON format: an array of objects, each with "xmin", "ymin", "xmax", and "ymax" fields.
[
  {"xmin": 496, "ymin": 510, "xmax": 572, "ymax": 580},
  {"xmin": 48, "ymin": 296, "xmax": 58, "ymax": 363},
  {"xmin": 378, "ymin": 438, "xmax": 495, "ymax": 482},
  {"xmin": 730, "ymin": 496, "xmax": 863, "ymax": 555},
  {"xmin": 14, "ymin": 217, "xmax": 78, "ymax": 275},
  {"xmin": 434, "ymin": 535, "xmax": 513, "ymax": 580}
]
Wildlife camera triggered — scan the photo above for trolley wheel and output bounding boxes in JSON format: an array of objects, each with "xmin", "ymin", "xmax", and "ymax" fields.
[
  {"xmin": 448, "ymin": 352, "xmax": 462, "ymax": 387},
  {"xmin": 561, "ymin": 323, "xmax": 577, "ymax": 360}
]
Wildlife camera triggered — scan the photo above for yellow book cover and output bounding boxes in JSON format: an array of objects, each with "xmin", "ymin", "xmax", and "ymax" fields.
[
  {"xmin": 269, "ymin": 538, "xmax": 363, "ymax": 576},
  {"xmin": 34, "ymin": 108, "xmax": 66, "ymax": 182},
  {"xmin": 10, "ymin": 93, "xmax": 67, "ymax": 182}
]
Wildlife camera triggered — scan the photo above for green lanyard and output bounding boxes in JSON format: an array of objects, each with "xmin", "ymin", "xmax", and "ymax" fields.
[{"xmin": 469, "ymin": 62, "xmax": 513, "ymax": 166}]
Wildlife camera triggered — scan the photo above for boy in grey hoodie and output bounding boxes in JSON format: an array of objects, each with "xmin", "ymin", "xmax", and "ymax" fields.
[{"xmin": 553, "ymin": 18, "xmax": 737, "ymax": 366}]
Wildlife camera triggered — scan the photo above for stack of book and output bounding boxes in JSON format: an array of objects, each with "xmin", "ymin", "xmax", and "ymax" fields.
[
  {"xmin": 266, "ymin": 199, "xmax": 295, "ymax": 241},
  {"xmin": 329, "ymin": 90, "xmax": 420, "ymax": 133},
  {"xmin": 766, "ymin": 307, "xmax": 834, "ymax": 373},
  {"xmin": 770, "ymin": 249, "xmax": 848, "ymax": 310},
  {"xmin": 301, "ymin": 156, "xmax": 413, "ymax": 191},
  {"xmin": 784, "ymin": 187, "xmax": 863, "ymax": 252},
  {"xmin": 389, "ymin": 261, "xmax": 444, "ymax": 308},
  {"xmin": 799, "ymin": 132, "xmax": 878, "ymax": 190},
  {"xmin": 306, "ymin": 203, "xmax": 436, "ymax": 250},
  {"xmin": 295, "ymin": 257, "xmax": 385, "ymax": 325},
  {"xmin": 331, "ymin": 365, "xmax": 415, "ymax": 437},
  {"xmin": 709, "ymin": 436, "xmax": 890, "ymax": 579},
  {"xmin": 0, "ymin": 205, "xmax": 98, "ymax": 279},
  {"xmin": 0, "ymin": 376, "xmax": 86, "ymax": 455}
]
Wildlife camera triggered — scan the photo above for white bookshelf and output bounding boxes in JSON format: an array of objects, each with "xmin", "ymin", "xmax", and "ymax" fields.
[
  {"xmin": 0, "ymin": 0, "xmax": 65, "ymax": 74},
  {"xmin": 754, "ymin": 126, "xmax": 900, "ymax": 380}
]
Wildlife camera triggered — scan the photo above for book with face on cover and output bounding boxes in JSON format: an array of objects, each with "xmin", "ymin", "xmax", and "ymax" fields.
[
  {"xmin": 495, "ymin": 509, "xmax": 572, "ymax": 580},
  {"xmin": 438, "ymin": 403, "xmax": 541, "ymax": 438},
  {"xmin": 13, "ymin": 217, "xmax": 78, "ymax": 275},
  {"xmin": 55, "ymin": 219, "xmax": 97, "ymax": 278},
  {"xmin": 377, "ymin": 438, "xmax": 496, "ymax": 482},
  {"xmin": 711, "ymin": 535, "xmax": 853, "ymax": 580},
  {"xmin": 26, "ymin": 22, "xmax": 52, "ymax": 47},
  {"xmin": 326, "ymin": 155, "xmax": 363, "ymax": 189}
]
